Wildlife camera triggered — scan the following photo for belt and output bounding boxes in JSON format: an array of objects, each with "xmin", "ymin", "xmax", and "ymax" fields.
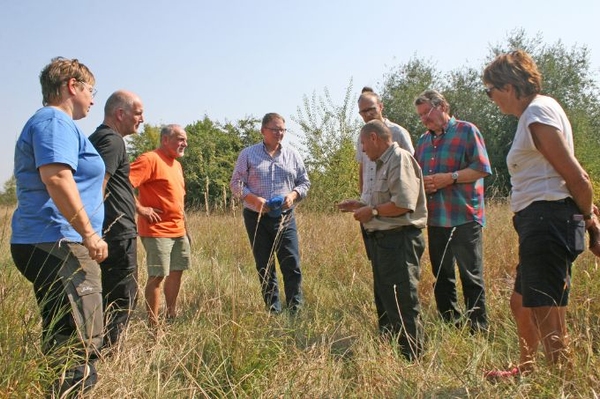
[
  {"xmin": 243, "ymin": 208, "xmax": 293, "ymax": 217},
  {"xmin": 365, "ymin": 225, "xmax": 411, "ymax": 238}
]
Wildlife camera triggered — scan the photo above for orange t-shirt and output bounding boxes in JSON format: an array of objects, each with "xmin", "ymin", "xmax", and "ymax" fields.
[{"xmin": 129, "ymin": 150, "xmax": 186, "ymax": 237}]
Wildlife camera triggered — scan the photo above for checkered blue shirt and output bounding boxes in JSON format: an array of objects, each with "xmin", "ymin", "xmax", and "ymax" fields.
[{"xmin": 230, "ymin": 141, "xmax": 310, "ymax": 211}]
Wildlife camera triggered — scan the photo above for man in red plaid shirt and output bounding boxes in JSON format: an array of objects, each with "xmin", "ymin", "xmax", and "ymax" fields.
[{"xmin": 414, "ymin": 89, "xmax": 492, "ymax": 334}]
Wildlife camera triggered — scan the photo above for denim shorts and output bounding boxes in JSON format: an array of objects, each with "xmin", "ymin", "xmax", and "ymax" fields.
[{"xmin": 513, "ymin": 199, "xmax": 585, "ymax": 307}]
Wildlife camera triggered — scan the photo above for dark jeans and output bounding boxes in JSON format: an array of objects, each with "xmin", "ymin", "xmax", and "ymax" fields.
[
  {"xmin": 101, "ymin": 237, "xmax": 138, "ymax": 348},
  {"xmin": 10, "ymin": 242, "xmax": 103, "ymax": 359},
  {"xmin": 243, "ymin": 208, "xmax": 302, "ymax": 312},
  {"xmin": 365, "ymin": 226, "xmax": 425, "ymax": 361},
  {"xmin": 428, "ymin": 222, "xmax": 488, "ymax": 331}
]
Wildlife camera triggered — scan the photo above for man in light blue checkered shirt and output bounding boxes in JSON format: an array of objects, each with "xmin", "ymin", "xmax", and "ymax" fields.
[{"xmin": 230, "ymin": 112, "xmax": 310, "ymax": 314}]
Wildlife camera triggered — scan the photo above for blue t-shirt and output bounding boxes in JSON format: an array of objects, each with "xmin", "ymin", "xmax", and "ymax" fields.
[{"xmin": 11, "ymin": 107, "xmax": 105, "ymax": 244}]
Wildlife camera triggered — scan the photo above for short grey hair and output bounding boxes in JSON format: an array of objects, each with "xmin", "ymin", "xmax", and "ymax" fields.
[{"xmin": 414, "ymin": 89, "xmax": 449, "ymax": 110}]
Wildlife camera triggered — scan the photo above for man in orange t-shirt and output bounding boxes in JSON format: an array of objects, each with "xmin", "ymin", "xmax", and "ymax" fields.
[{"xmin": 129, "ymin": 124, "xmax": 189, "ymax": 325}]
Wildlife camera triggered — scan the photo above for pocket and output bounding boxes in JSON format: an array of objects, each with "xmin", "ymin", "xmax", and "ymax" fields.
[{"xmin": 567, "ymin": 216, "xmax": 585, "ymax": 256}]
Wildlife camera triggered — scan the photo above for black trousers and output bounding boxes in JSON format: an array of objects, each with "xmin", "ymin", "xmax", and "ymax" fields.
[
  {"xmin": 365, "ymin": 226, "xmax": 425, "ymax": 360},
  {"xmin": 100, "ymin": 237, "xmax": 138, "ymax": 348}
]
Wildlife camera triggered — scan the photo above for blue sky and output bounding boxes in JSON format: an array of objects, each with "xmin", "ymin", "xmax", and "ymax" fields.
[{"xmin": 1, "ymin": 0, "xmax": 599, "ymax": 186}]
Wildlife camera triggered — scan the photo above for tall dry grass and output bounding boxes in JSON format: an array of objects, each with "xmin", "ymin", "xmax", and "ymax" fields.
[{"xmin": 1, "ymin": 203, "xmax": 600, "ymax": 398}]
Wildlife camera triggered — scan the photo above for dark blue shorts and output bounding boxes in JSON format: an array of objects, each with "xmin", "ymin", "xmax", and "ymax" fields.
[{"xmin": 513, "ymin": 199, "xmax": 585, "ymax": 307}]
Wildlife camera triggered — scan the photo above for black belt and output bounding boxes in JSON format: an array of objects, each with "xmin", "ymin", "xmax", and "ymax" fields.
[
  {"xmin": 244, "ymin": 208, "xmax": 293, "ymax": 217},
  {"xmin": 365, "ymin": 226, "xmax": 411, "ymax": 238}
]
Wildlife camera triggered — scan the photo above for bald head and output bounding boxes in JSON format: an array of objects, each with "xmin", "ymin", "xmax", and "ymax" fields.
[{"xmin": 103, "ymin": 90, "xmax": 144, "ymax": 137}]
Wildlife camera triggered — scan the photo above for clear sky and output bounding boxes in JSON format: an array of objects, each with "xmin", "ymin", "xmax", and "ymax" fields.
[{"xmin": 1, "ymin": 0, "xmax": 598, "ymax": 187}]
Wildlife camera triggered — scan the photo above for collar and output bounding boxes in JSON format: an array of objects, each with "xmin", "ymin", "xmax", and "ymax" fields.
[
  {"xmin": 262, "ymin": 141, "xmax": 283, "ymax": 154},
  {"xmin": 427, "ymin": 116, "xmax": 456, "ymax": 138},
  {"xmin": 376, "ymin": 142, "xmax": 399, "ymax": 167}
]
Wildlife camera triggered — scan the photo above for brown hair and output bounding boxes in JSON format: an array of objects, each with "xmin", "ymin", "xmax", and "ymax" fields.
[
  {"xmin": 261, "ymin": 112, "xmax": 285, "ymax": 127},
  {"xmin": 358, "ymin": 86, "xmax": 381, "ymax": 104},
  {"xmin": 39, "ymin": 57, "xmax": 95, "ymax": 106},
  {"xmin": 483, "ymin": 49, "xmax": 542, "ymax": 99}
]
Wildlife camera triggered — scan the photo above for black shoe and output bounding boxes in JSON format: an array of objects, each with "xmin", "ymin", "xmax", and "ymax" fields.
[
  {"xmin": 51, "ymin": 363, "xmax": 98, "ymax": 398},
  {"xmin": 288, "ymin": 304, "xmax": 302, "ymax": 316},
  {"xmin": 268, "ymin": 304, "xmax": 282, "ymax": 315}
]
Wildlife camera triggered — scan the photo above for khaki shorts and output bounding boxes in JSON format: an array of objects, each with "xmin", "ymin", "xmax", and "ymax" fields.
[{"xmin": 141, "ymin": 236, "xmax": 191, "ymax": 277}]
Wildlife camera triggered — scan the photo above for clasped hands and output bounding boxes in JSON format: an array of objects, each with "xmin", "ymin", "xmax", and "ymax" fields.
[{"xmin": 253, "ymin": 192, "xmax": 297, "ymax": 214}]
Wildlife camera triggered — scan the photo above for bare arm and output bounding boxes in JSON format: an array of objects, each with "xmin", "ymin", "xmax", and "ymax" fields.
[
  {"xmin": 353, "ymin": 201, "xmax": 410, "ymax": 224},
  {"xmin": 102, "ymin": 173, "xmax": 110, "ymax": 196},
  {"xmin": 39, "ymin": 163, "xmax": 108, "ymax": 261}
]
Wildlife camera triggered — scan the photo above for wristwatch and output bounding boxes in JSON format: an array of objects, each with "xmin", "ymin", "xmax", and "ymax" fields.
[
  {"xmin": 371, "ymin": 206, "xmax": 379, "ymax": 216},
  {"xmin": 451, "ymin": 171, "xmax": 459, "ymax": 184}
]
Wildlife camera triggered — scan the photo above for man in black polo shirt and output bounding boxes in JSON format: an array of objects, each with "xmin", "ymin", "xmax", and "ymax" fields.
[{"xmin": 89, "ymin": 90, "xmax": 144, "ymax": 349}]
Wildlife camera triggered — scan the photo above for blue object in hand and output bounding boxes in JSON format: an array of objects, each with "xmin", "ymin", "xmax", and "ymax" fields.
[{"xmin": 267, "ymin": 195, "xmax": 285, "ymax": 217}]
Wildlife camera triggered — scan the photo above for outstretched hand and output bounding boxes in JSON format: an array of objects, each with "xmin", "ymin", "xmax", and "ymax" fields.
[{"xmin": 337, "ymin": 199, "xmax": 364, "ymax": 212}]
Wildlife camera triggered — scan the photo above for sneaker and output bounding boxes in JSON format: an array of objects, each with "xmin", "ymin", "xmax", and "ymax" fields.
[{"xmin": 484, "ymin": 367, "xmax": 520, "ymax": 382}]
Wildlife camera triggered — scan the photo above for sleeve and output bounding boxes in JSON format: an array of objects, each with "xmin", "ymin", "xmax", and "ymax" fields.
[
  {"xmin": 33, "ymin": 118, "xmax": 79, "ymax": 171},
  {"xmin": 355, "ymin": 135, "xmax": 364, "ymax": 163},
  {"xmin": 230, "ymin": 149, "xmax": 249, "ymax": 198},
  {"xmin": 389, "ymin": 152, "xmax": 421, "ymax": 211},
  {"xmin": 466, "ymin": 125, "xmax": 492, "ymax": 175},
  {"xmin": 91, "ymin": 134, "xmax": 123, "ymax": 176},
  {"xmin": 292, "ymin": 153, "xmax": 311, "ymax": 199},
  {"xmin": 129, "ymin": 152, "xmax": 153, "ymax": 188}
]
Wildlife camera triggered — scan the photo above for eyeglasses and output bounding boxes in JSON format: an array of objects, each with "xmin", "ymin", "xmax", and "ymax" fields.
[
  {"xmin": 484, "ymin": 86, "xmax": 496, "ymax": 98},
  {"xmin": 418, "ymin": 105, "xmax": 437, "ymax": 120},
  {"xmin": 77, "ymin": 80, "xmax": 97, "ymax": 98},
  {"xmin": 359, "ymin": 106, "xmax": 377, "ymax": 115},
  {"xmin": 265, "ymin": 127, "xmax": 286, "ymax": 133}
]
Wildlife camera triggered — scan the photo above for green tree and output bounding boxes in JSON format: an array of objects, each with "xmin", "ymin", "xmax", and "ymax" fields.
[
  {"xmin": 380, "ymin": 30, "xmax": 600, "ymax": 198},
  {"xmin": 180, "ymin": 116, "xmax": 261, "ymax": 211},
  {"xmin": 127, "ymin": 117, "xmax": 262, "ymax": 211},
  {"xmin": 0, "ymin": 175, "xmax": 16, "ymax": 206},
  {"xmin": 128, "ymin": 124, "xmax": 161, "ymax": 160},
  {"xmin": 293, "ymin": 81, "xmax": 362, "ymax": 212},
  {"xmin": 380, "ymin": 57, "xmax": 441, "ymax": 144}
]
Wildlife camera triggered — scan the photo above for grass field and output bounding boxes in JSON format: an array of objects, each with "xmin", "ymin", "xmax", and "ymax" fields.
[{"xmin": 1, "ymin": 203, "xmax": 600, "ymax": 398}]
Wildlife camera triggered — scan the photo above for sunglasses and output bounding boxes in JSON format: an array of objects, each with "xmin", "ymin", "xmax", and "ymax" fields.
[{"xmin": 484, "ymin": 86, "xmax": 496, "ymax": 98}]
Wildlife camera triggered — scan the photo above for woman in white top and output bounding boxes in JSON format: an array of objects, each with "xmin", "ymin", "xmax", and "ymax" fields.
[{"xmin": 482, "ymin": 49, "xmax": 600, "ymax": 378}]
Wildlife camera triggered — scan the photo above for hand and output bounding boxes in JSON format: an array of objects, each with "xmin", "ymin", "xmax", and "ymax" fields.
[
  {"xmin": 83, "ymin": 232, "xmax": 108, "ymax": 262},
  {"xmin": 139, "ymin": 206, "xmax": 163, "ymax": 223},
  {"xmin": 588, "ymin": 219, "xmax": 600, "ymax": 257},
  {"xmin": 253, "ymin": 196, "xmax": 269, "ymax": 213},
  {"xmin": 283, "ymin": 191, "xmax": 298, "ymax": 210},
  {"xmin": 353, "ymin": 206, "xmax": 374, "ymax": 224},
  {"xmin": 337, "ymin": 199, "xmax": 363, "ymax": 212},
  {"xmin": 424, "ymin": 173, "xmax": 453, "ymax": 194},
  {"xmin": 423, "ymin": 175, "xmax": 437, "ymax": 194}
]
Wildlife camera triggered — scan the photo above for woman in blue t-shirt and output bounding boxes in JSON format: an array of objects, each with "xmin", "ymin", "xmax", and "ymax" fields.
[{"xmin": 11, "ymin": 57, "xmax": 107, "ymax": 396}]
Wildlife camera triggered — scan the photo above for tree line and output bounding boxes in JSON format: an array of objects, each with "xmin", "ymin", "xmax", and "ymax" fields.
[{"xmin": 2, "ymin": 31, "xmax": 599, "ymax": 211}]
